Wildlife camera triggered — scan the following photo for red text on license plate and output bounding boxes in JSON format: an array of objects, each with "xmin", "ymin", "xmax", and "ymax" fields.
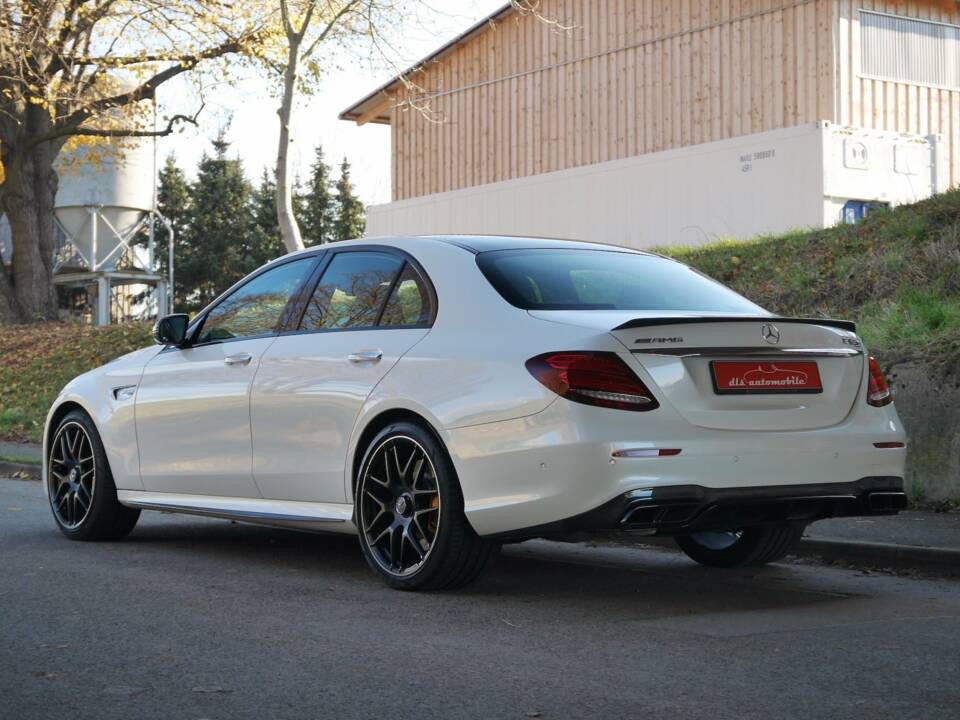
[{"xmin": 711, "ymin": 361, "xmax": 823, "ymax": 394}]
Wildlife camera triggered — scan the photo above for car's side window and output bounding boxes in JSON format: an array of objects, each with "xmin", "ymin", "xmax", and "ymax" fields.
[
  {"xmin": 379, "ymin": 262, "xmax": 434, "ymax": 327},
  {"xmin": 197, "ymin": 257, "xmax": 316, "ymax": 344},
  {"xmin": 300, "ymin": 252, "xmax": 403, "ymax": 331}
]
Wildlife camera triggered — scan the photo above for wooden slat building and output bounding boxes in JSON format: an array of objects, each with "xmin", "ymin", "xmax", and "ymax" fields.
[{"xmin": 343, "ymin": 0, "xmax": 958, "ymax": 244}]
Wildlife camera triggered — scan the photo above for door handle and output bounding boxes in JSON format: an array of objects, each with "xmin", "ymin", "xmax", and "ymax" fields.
[
  {"xmin": 348, "ymin": 350, "xmax": 383, "ymax": 363},
  {"xmin": 224, "ymin": 353, "xmax": 253, "ymax": 366}
]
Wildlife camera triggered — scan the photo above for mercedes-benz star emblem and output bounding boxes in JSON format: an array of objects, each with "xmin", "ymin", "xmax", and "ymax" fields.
[
  {"xmin": 395, "ymin": 496, "xmax": 409, "ymax": 516},
  {"xmin": 761, "ymin": 323, "xmax": 781, "ymax": 345}
]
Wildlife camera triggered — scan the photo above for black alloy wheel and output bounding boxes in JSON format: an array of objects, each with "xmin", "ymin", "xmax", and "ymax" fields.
[
  {"xmin": 49, "ymin": 420, "xmax": 96, "ymax": 529},
  {"xmin": 47, "ymin": 410, "xmax": 140, "ymax": 541},
  {"xmin": 356, "ymin": 421, "xmax": 497, "ymax": 590},
  {"xmin": 359, "ymin": 434, "xmax": 442, "ymax": 577},
  {"xmin": 675, "ymin": 523, "xmax": 806, "ymax": 568}
]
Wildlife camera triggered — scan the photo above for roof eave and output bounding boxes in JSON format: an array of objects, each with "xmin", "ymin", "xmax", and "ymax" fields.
[{"xmin": 340, "ymin": 2, "xmax": 515, "ymax": 125}]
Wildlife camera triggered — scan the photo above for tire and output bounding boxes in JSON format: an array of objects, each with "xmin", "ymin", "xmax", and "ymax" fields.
[
  {"xmin": 355, "ymin": 421, "xmax": 497, "ymax": 591},
  {"xmin": 674, "ymin": 523, "xmax": 806, "ymax": 568},
  {"xmin": 47, "ymin": 410, "xmax": 140, "ymax": 541}
]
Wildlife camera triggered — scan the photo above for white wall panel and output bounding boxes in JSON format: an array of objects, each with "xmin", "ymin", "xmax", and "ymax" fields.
[
  {"xmin": 367, "ymin": 123, "xmax": 937, "ymax": 250},
  {"xmin": 838, "ymin": 1, "xmax": 960, "ymax": 188}
]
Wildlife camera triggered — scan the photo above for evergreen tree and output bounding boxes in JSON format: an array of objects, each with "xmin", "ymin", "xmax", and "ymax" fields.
[
  {"xmin": 178, "ymin": 133, "xmax": 258, "ymax": 312},
  {"xmin": 139, "ymin": 155, "xmax": 191, "ymax": 308},
  {"xmin": 302, "ymin": 144, "xmax": 335, "ymax": 246},
  {"xmin": 156, "ymin": 155, "xmax": 192, "ymax": 251},
  {"xmin": 333, "ymin": 157, "xmax": 365, "ymax": 242},
  {"xmin": 146, "ymin": 141, "xmax": 368, "ymax": 313},
  {"xmin": 249, "ymin": 169, "xmax": 288, "ymax": 266},
  {"xmin": 293, "ymin": 175, "xmax": 308, "ymax": 239}
]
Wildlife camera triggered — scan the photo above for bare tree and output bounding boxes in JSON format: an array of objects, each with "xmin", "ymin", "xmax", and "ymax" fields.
[
  {"xmin": 272, "ymin": 0, "xmax": 364, "ymax": 252},
  {"xmin": 264, "ymin": 0, "xmax": 569, "ymax": 253},
  {"xmin": 0, "ymin": 1, "xmax": 269, "ymax": 323}
]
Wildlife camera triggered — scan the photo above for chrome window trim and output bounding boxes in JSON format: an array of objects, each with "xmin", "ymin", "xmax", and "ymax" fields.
[{"xmin": 631, "ymin": 347, "xmax": 863, "ymax": 358}]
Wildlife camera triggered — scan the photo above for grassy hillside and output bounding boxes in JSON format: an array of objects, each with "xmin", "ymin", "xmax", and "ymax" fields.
[
  {"xmin": 658, "ymin": 189, "xmax": 960, "ymax": 377},
  {"xmin": 0, "ymin": 322, "xmax": 152, "ymax": 443}
]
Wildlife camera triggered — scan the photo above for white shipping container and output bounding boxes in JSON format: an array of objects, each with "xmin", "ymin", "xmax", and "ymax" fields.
[{"xmin": 366, "ymin": 122, "xmax": 942, "ymax": 249}]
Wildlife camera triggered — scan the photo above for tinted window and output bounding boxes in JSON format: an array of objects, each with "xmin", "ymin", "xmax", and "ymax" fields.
[
  {"xmin": 477, "ymin": 250, "xmax": 763, "ymax": 313},
  {"xmin": 380, "ymin": 263, "xmax": 434, "ymax": 327},
  {"xmin": 300, "ymin": 252, "xmax": 403, "ymax": 331},
  {"xmin": 198, "ymin": 258, "xmax": 314, "ymax": 343}
]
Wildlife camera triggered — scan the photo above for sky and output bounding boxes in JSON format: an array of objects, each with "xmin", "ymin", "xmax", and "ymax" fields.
[{"xmin": 155, "ymin": 1, "xmax": 507, "ymax": 208}]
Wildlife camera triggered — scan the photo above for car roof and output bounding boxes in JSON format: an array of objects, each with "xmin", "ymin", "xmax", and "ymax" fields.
[
  {"xmin": 421, "ymin": 235, "xmax": 650, "ymax": 255},
  {"xmin": 268, "ymin": 235, "xmax": 653, "ymax": 266}
]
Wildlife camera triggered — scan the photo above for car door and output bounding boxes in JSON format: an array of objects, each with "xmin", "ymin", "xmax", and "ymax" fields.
[
  {"xmin": 136, "ymin": 256, "xmax": 318, "ymax": 497},
  {"xmin": 250, "ymin": 248, "xmax": 435, "ymax": 502}
]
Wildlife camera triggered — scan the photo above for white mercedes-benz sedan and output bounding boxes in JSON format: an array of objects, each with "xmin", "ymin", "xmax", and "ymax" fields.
[{"xmin": 43, "ymin": 235, "xmax": 908, "ymax": 590}]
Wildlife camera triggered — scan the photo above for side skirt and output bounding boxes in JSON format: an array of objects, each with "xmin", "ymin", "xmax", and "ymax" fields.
[{"xmin": 117, "ymin": 490, "xmax": 358, "ymax": 534}]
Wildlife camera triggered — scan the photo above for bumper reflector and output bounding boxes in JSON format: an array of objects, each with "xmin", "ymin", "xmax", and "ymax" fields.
[
  {"xmin": 612, "ymin": 448, "xmax": 682, "ymax": 458},
  {"xmin": 873, "ymin": 442, "xmax": 905, "ymax": 449}
]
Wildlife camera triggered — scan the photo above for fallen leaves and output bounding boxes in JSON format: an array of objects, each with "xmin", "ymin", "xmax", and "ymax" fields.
[
  {"xmin": 0, "ymin": 321, "xmax": 152, "ymax": 443},
  {"xmin": 191, "ymin": 686, "xmax": 231, "ymax": 694},
  {"xmin": 103, "ymin": 684, "xmax": 147, "ymax": 697}
]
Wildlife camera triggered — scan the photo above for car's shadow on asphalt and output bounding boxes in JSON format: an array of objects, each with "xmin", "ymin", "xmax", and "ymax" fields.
[{"xmin": 120, "ymin": 515, "xmax": 856, "ymax": 619}]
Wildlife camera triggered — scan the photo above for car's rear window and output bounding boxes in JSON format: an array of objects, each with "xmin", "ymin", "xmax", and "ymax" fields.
[{"xmin": 476, "ymin": 249, "xmax": 763, "ymax": 313}]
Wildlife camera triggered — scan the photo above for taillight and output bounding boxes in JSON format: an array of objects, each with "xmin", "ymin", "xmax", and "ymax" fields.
[
  {"xmin": 526, "ymin": 352, "xmax": 659, "ymax": 412},
  {"xmin": 867, "ymin": 356, "xmax": 893, "ymax": 407}
]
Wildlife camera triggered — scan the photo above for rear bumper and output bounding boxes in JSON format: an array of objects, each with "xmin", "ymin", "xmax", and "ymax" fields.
[
  {"xmin": 488, "ymin": 476, "xmax": 907, "ymax": 541},
  {"xmin": 447, "ymin": 386, "xmax": 907, "ymax": 537}
]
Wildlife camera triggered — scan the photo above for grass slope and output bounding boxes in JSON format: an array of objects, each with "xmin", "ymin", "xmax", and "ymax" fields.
[
  {"xmin": 0, "ymin": 322, "xmax": 152, "ymax": 443},
  {"xmin": 658, "ymin": 189, "xmax": 960, "ymax": 376}
]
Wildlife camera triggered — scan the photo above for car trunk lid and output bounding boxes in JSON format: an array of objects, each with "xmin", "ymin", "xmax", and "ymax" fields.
[{"xmin": 530, "ymin": 311, "xmax": 864, "ymax": 431}]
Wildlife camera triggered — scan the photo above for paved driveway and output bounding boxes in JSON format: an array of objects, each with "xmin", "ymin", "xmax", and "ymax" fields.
[{"xmin": 2, "ymin": 478, "xmax": 958, "ymax": 720}]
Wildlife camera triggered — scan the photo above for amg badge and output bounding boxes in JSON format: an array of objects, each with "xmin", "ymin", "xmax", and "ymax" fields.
[{"xmin": 635, "ymin": 337, "xmax": 684, "ymax": 344}]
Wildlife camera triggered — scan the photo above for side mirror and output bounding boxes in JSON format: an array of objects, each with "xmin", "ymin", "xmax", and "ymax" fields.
[{"xmin": 153, "ymin": 314, "xmax": 190, "ymax": 347}]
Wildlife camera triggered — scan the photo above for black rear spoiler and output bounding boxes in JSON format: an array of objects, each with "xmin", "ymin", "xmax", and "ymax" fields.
[{"xmin": 612, "ymin": 316, "xmax": 857, "ymax": 333}]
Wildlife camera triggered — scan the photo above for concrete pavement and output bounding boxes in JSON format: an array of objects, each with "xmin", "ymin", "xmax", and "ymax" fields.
[
  {"xmin": 798, "ymin": 511, "xmax": 960, "ymax": 577},
  {"xmin": 808, "ymin": 510, "xmax": 960, "ymax": 548},
  {"xmin": 0, "ymin": 440, "xmax": 41, "ymax": 463},
  {"xmin": 0, "ymin": 441, "xmax": 41, "ymax": 479},
  {"xmin": 2, "ymin": 477, "xmax": 959, "ymax": 720},
  {"xmin": 613, "ymin": 509, "xmax": 960, "ymax": 577}
]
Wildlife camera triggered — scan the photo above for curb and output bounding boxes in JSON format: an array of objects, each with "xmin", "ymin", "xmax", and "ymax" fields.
[
  {"xmin": 0, "ymin": 461, "xmax": 41, "ymax": 480},
  {"xmin": 593, "ymin": 533, "xmax": 960, "ymax": 578},
  {"xmin": 796, "ymin": 537, "xmax": 960, "ymax": 577}
]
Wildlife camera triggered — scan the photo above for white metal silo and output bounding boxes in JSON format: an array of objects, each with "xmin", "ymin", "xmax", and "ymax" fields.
[
  {"xmin": 55, "ymin": 138, "xmax": 155, "ymax": 272},
  {"xmin": 51, "ymin": 94, "xmax": 172, "ymax": 325}
]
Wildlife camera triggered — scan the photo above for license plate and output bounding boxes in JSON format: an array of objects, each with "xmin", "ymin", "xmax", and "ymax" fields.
[{"xmin": 711, "ymin": 361, "xmax": 823, "ymax": 394}]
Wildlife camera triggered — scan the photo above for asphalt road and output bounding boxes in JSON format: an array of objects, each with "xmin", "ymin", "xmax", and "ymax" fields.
[{"xmin": 2, "ymin": 477, "xmax": 959, "ymax": 720}]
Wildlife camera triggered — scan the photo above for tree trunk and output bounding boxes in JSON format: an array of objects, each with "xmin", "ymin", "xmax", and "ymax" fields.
[
  {"xmin": 0, "ymin": 267, "xmax": 18, "ymax": 324},
  {"xmin": 0, "ymin": 141, "xmax": 60, "ymax": 323},
  {"xmin": 275, "ymin": 44, "xmax": 306, "ymax": 254}
]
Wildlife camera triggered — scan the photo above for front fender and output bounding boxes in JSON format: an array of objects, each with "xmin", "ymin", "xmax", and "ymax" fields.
[
  {"xmin": 43, "ymin": 345, "xmax": 157, "ymax": 493},
  {"xmin": 42, "ymin": 391, "xmax": 100, "ymax": 497}
]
